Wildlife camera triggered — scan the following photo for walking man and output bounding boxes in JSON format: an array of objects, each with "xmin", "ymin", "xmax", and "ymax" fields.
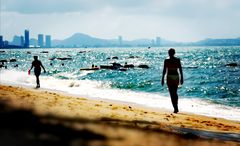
[{"xmin": 29, "ymin": 56, "xmax": 46, "ymax": 88}]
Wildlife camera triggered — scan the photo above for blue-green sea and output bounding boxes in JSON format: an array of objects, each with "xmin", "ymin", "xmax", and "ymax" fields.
[{"xmin": 0, "ymin": 46, "xmax": 240, "ymax": 120}]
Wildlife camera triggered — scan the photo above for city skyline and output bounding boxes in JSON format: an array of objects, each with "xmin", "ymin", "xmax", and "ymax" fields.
[
  {"xmin": 0, "ymin": 29, "xmax": 52, "ymax": 48},
  {"xmin": 1, "ymin": 28, "xmax": 240, "ymax": 48},
  {"xmin": 1, "ymin": 0, "xmax": 240, "ymax": 42}
]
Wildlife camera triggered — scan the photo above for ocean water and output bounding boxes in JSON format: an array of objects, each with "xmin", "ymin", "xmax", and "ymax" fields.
[{"xmin": 0, "ymin": 46, "xmax": 240, "ymax": 121}]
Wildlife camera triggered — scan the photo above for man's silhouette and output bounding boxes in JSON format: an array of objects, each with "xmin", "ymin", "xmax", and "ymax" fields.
[
  {"xmin": 29, "ymin": 56, "xmax": 46, "ymax": 88},
  {"xmin": 162, "ymin": 48, "xmax": 183, "ymax": 113}
]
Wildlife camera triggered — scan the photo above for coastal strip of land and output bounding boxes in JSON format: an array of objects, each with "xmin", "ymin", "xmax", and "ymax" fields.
[{"xmin": 0, "ymin": 84, "xmax": 239, "ymax": 146}]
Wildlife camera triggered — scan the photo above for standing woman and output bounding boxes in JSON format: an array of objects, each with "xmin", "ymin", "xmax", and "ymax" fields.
[
  {"xmin": 161, "ymin": 48, "xmax": 183, "ymax": 113},
  {"xmin": 29, "ymin": 56, "xmax": 46, "ymax": 88}
]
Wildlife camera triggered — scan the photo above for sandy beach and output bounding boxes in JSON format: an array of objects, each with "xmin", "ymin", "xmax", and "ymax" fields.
[{"xmin": 0, "ymin": 84, "xmax": 239, "ymax": 146}]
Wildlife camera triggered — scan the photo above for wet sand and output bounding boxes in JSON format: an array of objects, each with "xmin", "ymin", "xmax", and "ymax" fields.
[{"xmin": 0, "ymin": 84, "xmax": 239, "ymax": 146}]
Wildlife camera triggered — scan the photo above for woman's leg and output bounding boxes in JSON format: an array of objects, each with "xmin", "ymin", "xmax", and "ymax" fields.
[{"xmin": 168, "ymin": 85, "xmax": 179, "ymax": 113}]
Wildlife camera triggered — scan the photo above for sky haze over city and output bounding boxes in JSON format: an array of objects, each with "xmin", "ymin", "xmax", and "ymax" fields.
[{"xmin": 1, "ymin": 0, "xmax": 240, "ymax": 42}]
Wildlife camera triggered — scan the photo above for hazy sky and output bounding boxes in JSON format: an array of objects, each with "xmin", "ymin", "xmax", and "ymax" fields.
[{"xmin": 1, "ymin": 0, "xmax": 240, "ymax": 42}]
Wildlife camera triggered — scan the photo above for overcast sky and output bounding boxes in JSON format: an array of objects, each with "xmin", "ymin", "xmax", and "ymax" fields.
[{"xmin": 1, "ymin": 0, "xmax": 240, "ymax": 42}]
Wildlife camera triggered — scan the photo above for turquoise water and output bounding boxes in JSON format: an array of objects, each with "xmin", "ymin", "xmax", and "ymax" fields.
[{"xmin": 0, "ymin": 46, "xmax": 240, "ymax": 120}]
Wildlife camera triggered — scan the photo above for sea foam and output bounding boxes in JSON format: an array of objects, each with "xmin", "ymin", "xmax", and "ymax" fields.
[{"xmin": 0, "ymin": 69, "xmax": 240, "ymax": 121}]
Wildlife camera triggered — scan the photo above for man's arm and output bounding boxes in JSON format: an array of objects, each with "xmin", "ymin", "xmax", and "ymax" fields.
[
  {"xmin": 29, "ymin": 62, "xmax": 33, "ymax": 71},
  {"xmin": 40, "ymin": 62, "xmax": 46, "ymax": 73}
]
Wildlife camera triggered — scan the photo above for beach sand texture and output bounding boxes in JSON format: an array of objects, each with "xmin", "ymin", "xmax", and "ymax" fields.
[{"xmin": 0, "ymin": 85, "xmax": 239, "ymax": 146}]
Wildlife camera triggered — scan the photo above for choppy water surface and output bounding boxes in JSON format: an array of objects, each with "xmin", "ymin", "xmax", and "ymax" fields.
[{"xmin": 0, "ymin": 46, "xmax": 240, "ymax": 120}]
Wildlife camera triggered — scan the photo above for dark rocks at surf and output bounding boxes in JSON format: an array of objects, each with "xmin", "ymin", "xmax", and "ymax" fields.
[
  {"xmin": 225, "ymin": 63, "xmax": 238, "ymax": 67},
  {"xmin": 138, "ymin": 65, "xmax": 149, "ymax": 69},
  {"xmin": 9, "ymin": 59, "xmax": 17, "ymax": 62},
  {"xmin": 57, "ymin": 57, "xmax": 73, "ymax": 60}
]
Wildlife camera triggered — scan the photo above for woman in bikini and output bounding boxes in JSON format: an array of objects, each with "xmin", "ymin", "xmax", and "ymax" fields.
[{"xmin": 161, "ymin": 48, "xmax": 183, "ymax": 113}]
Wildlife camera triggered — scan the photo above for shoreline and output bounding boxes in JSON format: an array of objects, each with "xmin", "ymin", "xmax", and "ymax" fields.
[
  {"xmin": 0, "ymin": 84, "xmax": 240, "ymax": 145},
  {"xmin": 1, "ymin": 69, "xmax": 240, "ymax": 121}
]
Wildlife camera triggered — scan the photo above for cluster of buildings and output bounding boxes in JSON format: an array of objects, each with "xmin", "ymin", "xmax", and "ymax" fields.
[
  {"xmin": 0, "ymin": 31, "xmax": 162, "ymax": 48},
  {"xmin": 117, "ymin": 35, "xmax": 161, "ymax": 47},
  {"xmin": 150, "ymin": 37, "xmax": 161, "ymax": 46},
  {"xmin": 37, "ymin": 34, "xmax": 51, "ymax": 48},
  {"xmin": 0, "ymin": 29, "xmax": 51, "ymax": 48}
]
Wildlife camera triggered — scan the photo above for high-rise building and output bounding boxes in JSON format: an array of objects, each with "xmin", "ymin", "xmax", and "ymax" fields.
[
  {"xmin": 12, "ymin": 36, "xmax": 22, "ymax": 46},
  {"xmin": 38, "ymin": 34, "xmax": 44, "ymax": 47},
  {"xmin": 20, "ymin": 36, "xmax": 24, "ymax": 47},
  {"xmin": 0, "ymin": 35, "xmax": 3, "ymax": 48},
  {"xmin": 151, "ymin": 39, "xmax": 155, "ymax": 46},
  {"xmin": 4, "ymin": 41, "xmax": 9, "ymax": 46},
  {"xmin": 118, "ymin": 36, "xmax": 122, "ymax": 46},
  {"xmin": 24, "ymin": 29, "xmax": 29, "ymax": 48},
  {"xmin": 45, "ymin": 35, "xmax": 51, "ymax": 48},
  {"xmin": 156, "ymin": 37, "xmax": 161, "ymax": 46}
]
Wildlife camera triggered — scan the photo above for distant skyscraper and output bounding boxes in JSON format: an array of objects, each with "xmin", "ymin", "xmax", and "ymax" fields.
[
  {"xmin": 12, "ymin": 36, "xmax": 22, "ymax": 46},
  {"xmin": 118, "ymin": 36, "xmax": 122, "ymax": 46},
  {"xmin": 156, "ymin": 37, "xmax": 161, "ymax": 46},
  {"xmin": 151, "ymin": 39, "xmax": 155, "ymax": 46},
  {"xmin": 4, "ymin": 41, "xmax": 9, "ymax": 46},
  {"xmin": 24, "ymin": 29, "xmax": 29, "ymax": 48},
  {"xmin": 20, "ymin": 36, "xmax": 24, "ymax": 47},
  {"xmin": 38, "ymin": 34, "xmax": 44, "ymax": 47},
  {"xmin": 0, "ymin": 36, "xmax": 3, "ymax": 48},
  {"xmin": 45, "ymin": 35, "xmax": 51, "ymax": 48}
]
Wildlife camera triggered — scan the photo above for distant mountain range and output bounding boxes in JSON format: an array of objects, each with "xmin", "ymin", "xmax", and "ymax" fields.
[
  {"xmin": 51, "ymin": 33, "xmax": 158, "ymax": 47},
  {"xmin": 193, "ymin": 38, "xmax": 240, "ymax": 46},
  {"xmin": 52, "ymin": 33, "xmax": 240, "ymax": 47},
  {"xmin": 10, "ymin": 33, "xmax": 240, "ymax": 47}
]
